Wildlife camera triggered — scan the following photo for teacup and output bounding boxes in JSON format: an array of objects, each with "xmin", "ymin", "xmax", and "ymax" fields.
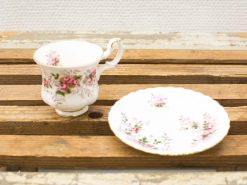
[{"xmin": 33, "ymin": 38, "xmax": 123, "ymax": 117}]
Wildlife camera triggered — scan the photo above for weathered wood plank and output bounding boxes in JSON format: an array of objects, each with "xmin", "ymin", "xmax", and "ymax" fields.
[
  {"xmin": 1, "ymin": 32, "xmax": 247, "ymax": 50},
  {"xmin": 0, "ymin": 106, "xmax": 245, "ymax": 135},
  {"xmin": 0, "ymin": 106, "xmax": 109, "ymax": 135},
  {"xmin": 2, "ymin": 64, "xmax": 247, "ymax": 76},
  {"xmin": 0, "ymin": 64, "xmax": 246, "ymax": 84},
  {"xmin": 0, "ymin": 135, "xmax": 245, "ymax": 168},
  {"xmin": 0, "ymin": 84, "xmax": 245, "ymax": 100},
  {"xmin": 122, "ymin": 50, "xmax": 247, "ymax": 63},
  {"xmin": 1, "ymin": 49, "xmax": 247, "ymax": 64}
]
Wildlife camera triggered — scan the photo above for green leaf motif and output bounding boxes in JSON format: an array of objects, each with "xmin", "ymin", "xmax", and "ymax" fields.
[
  {"xmin": 192, "ymin": 123, "xmax": 198, "ymax": 129},
  {"xmin": 74, "ymin": 75, "xmax": 81, "ymax": 79},
  {"xmin": 202, "ymin": 122, "xmax": 207, "ymax": 129},
  {"xmin": 56, "ymin": 90, "xmax": 65, "ymax": 96},
  {"xmin": 121, "ymin": 113, "xmax": 128, "ymax": 123},
  {"xmin": 67, "ymin": 88, "xmax": 71, "ymax": 94},
  {"xmin": 139, "ymin": 137, "xmax": 148, "ymax": 144},
  {"xmin": 153, "ymin": 139, "xmax": 161, "ymax": 144},
  {"xmin": 51, "ymin": 73, "xmax": 59, "ymax": 79},
  {"xmin": 54, "ymin": 74, "xmax": 59, "ymax": 79}
]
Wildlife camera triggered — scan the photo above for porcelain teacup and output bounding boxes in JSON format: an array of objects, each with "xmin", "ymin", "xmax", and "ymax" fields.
[{"xmin": 33, "ymin": 38, "xmax": 123, "ymax": 117}]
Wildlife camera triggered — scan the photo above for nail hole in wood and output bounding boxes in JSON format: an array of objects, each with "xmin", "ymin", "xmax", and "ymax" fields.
[{"xmin": 88, "ymin": 112, "xmax": 103, "ymax": 119}]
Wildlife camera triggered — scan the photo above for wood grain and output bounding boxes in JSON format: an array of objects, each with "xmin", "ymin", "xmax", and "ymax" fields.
[
  {"xmin": 0, "ymin": 84, "xmax": 245, "ymax": 101},
  {"xmin": 0, "ymin": 64, "xmax": 246, "ymax": 84},
  {"xmin": 0, "ymin": 106, "xmax": 110, "ymax": 135},
  {"xmin": 0, "ymin": 106, "xmax": 245, "ymax": 135},
  {"xmin": 2, "ymin": 64, "xmax": 247, "ymax": 76},
  {"xmin": 122, "ymin": 50, "xmax": 247, "ymax": 63},
  {"xmin": 0, "ymin": 135, "xmax": 245, "ymax": 168},
  {"xmin": 1, "ymin": 49, "xmax": 247, "ymax": 64}
]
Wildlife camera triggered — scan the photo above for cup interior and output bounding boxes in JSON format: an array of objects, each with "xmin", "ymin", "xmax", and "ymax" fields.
[{"xmin": 34, "ymin": 40, "xmax": 103, "ymax": 68}]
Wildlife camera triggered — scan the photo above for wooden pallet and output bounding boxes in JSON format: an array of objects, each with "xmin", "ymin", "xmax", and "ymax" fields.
[{"xmin": 0, "ymin": 46, "xmax": 247, "ymax": 171}]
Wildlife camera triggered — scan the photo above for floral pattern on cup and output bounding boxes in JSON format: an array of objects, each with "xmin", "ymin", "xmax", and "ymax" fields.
[
  {"xmin": 149, "ymin": 93, "xmax": 167, "ymax": 107},
  {"xmin": 43, "ymin": 78, "xmax": 52, "ymax": 88},
  {"xmin": 56, "ymin": 75, "xmax": 81, "ymax": 96},
  {"xmin": 119, "ymin": 113, "xmax": 171, "ymax": 151},
  {"xmin": 83, "ymin": 68, "xmax": 96, "ymax": 86},
  {"xmin": 46, "ymin": 51, "xmax": 60, "ymax": 66},
  {"xmin": 179, "ymin": 112, "xmax": 217, "ymax": 144},
  {"xmin": 42, "ymin": 68, "xmax": 97, "ymax": 105}
]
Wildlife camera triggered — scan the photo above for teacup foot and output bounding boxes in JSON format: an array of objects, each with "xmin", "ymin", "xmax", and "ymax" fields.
[{"xmin": 55, "ymin": 106, "xmax": 89, "ymax": 117}]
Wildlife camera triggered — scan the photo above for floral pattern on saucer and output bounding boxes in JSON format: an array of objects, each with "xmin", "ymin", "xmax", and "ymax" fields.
[
  {"xmin": 119, "ymin": 113, "xmax": 171, "ymax": 151},
  {"xmin": 108, "ymin": 87, "xmax": 230, "ymax": 155},
  {"xmin": 179, "ymin": 112, "xmax": 217, "ymax": 144},
  {"xmin": 148, "ymin": 93, "xmax": 167, "ymax": 107}
]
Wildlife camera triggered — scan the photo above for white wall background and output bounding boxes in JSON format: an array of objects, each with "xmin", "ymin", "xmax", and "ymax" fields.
[{"xmin": 1, "ymin": 0, "xmax": 247, "ymax": 32}]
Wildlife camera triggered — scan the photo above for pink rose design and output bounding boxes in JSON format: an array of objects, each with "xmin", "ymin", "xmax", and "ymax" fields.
[
  {"xmin": 84, "ymin": 68, "xmax": 96, "ymax": 85},
  {"xmin": 153, "ymin": 97, "xmax": 167, "ymax": 107},
  {"xmin": 207, "ymin": 124, "xmax": 214, "ymax": 131},
  {"xmin": 91, "ymin": 68, "xmax": 96, "ymax": 77},
  {"xmin": 202, "ymin": 134, "xmax": 210, "ymax": 140},
  {"xmin": 44, "ymin": 79, "xmax": 48, "ymax": 85},
  {"xmin": 43, "ymin": 79, "xmax": 50, "ymax": 88},
  {"xmin": 49, "ymin": 57, "xmax": 59, "ymax": 65},
  {"xmin": 59, "ymin": 83, "xmax": 68, "ymax": 91},
  {"xmin": 131, "ymin": 127, "xmax": 140, "ymax": 133},
  {"xmin": 67, "ymin": 78, "xmax": 73, "ymax": 84},
  {"xmin": 86, "ymin": 79, "xmax": 93, "ymax": 84},
  {"xmin": 72, "ymin": 79, "xmax": 78, "ymax": 85},
  {"xmin": 149, "ymin": 94, "xmax": 167, "ymax": 107},
  {"xmin": 63, "ymin": 77, "xmax": 70, "ymax": 83}
]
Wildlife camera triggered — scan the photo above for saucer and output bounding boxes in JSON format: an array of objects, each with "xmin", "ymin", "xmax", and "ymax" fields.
[{"xmin": 108, "ymin": 87, "xmax": 230, "ymax": 155}]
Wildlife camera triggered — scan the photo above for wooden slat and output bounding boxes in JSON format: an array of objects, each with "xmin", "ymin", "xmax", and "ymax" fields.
[
  {"xmin": 0, "ymin": 49, "xmax": 35, "ymax": 59},
  {"xmin": 1, "ymin": 32, "xmax": 247, "ymax": 50},
  {"xmin": 0, "ymin": 84, "xmax": 245, "ymax": 100},
  {"xmin": 1, "ymin": 49, "xmax": 247, "ymax": 64},
  {"xmin": 123, "ymin": 50, "xmax": 247, "ymax": 63},
  {"xmin": 0, "ymin": 64, "xmax": 246, "ymax": 84},
  {"xmin": 0, "ymin": 135, "xmax": 246, "ymax": 168},
  {"xmin": 0, "ymin": 106, "xmax": 245, "ymax": 135},
  {"xmin": 0, "ymin": 106, "xmax": 109, "ymax": 135},
  {"xmin": 2, "ymin": 64, "xmax": 247, "ymax": 76}
]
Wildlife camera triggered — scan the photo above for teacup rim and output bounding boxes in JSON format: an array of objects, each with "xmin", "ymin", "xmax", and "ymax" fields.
[{"xmin": 33, "ymin": 40, "xmax": 103, "ymax": 69}]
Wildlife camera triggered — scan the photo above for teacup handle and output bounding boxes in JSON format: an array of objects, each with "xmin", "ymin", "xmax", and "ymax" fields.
[{"xmin": 96, "ymin": 38, "xmax": 123, "ymax": 80}]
